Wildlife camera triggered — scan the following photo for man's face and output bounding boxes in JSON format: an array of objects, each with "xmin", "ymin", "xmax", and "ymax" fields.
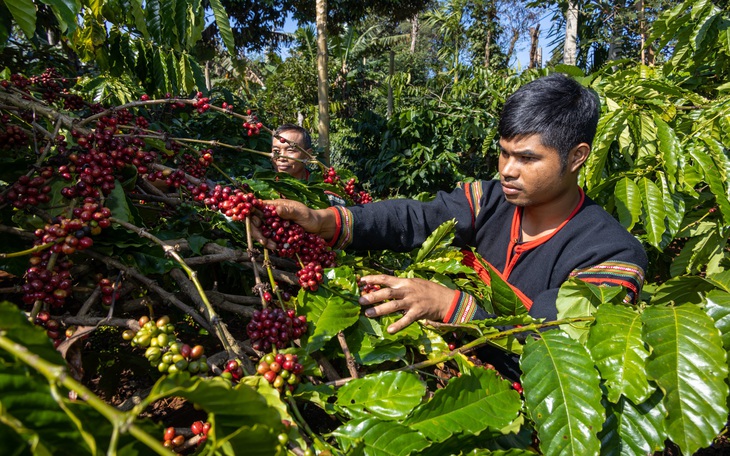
[
  {"xmin": 498, "ymin": 134, "xmax": 577, "ymax": 208},
  {"xmin": 272, "ymin": 130, "xmax": 308, "ymax": 180}
]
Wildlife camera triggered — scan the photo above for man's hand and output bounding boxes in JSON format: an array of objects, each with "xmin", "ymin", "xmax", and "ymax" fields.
[
  {"xmin": 250, "ymin": 199, "xmax": 337, "ymax": 249},
  {"xmin": 358, "ymin": 275, "xmax": 455, "ymax": 334}
]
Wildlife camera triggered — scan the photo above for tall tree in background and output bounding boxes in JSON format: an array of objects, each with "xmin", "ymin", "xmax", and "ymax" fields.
[
  {"xmin": 466, "ymin": 0, "xmax": 507, "ymax": 68},
  {"xmin": 316, "ymin": 0, "xmax": 331, "ymax": 162},
  {"xmin": 495, "ymin": 0, "xmax": 544, "ymax": 67},
  {"xmin": 563, "ymin": 0, "xmax": 578, "ymax": 64}
]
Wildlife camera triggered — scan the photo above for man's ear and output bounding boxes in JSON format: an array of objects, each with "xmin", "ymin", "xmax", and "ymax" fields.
[{"xmin": 569, "ymin": 143, "xmax": 591, "ymax": 173}]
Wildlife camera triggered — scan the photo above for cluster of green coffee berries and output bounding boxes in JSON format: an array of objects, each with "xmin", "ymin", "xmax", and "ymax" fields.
[
  {"xmin": 122, "ymin": 315, "xmax": 208, "ymax": 375},
  {"xmin": 257, "ymin": 352, "xmax": 303, "ymax": 393}
]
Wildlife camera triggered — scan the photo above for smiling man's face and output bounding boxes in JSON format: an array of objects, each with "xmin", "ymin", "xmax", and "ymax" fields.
[{"xmin": 271, "ymin": 130, "xmax": 309, "ymax": 180}]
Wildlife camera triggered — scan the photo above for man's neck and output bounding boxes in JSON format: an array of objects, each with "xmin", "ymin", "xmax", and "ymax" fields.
[{"xmin": 520, "ymin": 187, "xmax": 582, "ymax": 242}]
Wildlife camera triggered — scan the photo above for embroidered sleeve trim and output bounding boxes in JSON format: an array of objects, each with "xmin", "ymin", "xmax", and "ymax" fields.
[
  {"xmin": 457, "ymin": 181, "xmax": 483, "ymax": 229},
  {"xmin": 570, "ymin": 260, "xmax": 645, "ymax": 303},
  {"xmin": 325, "ymin": 206, "xmax": 353, "ymax": 250},
  {"xmin": 444, "ymin": 290, "xmax": 478, "ymax": 324}
]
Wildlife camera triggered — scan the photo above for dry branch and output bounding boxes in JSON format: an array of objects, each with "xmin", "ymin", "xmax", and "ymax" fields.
[{"xmin": 80, "ymin": 249, "xmax": 213, "ymax": 333}]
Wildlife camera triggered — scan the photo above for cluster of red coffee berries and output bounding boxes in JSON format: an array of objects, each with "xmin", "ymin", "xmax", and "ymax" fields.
[
  {"xmin": 296, "ymin": 262, "xmax": 325, "ymax": 292},
  {"xmin": 35, "ymin": 310, "xmax": 64, "ymax": 347},
  {"xmin": 162, "ymin": 426, "xmax": 185, "ymax": 450},
  {"xmin": 259, "ymin": 204, "xmax": 336, "ymax": 290},
  {"xmin": 61, "ymin": 116, "xmax": 156, "ymax": 196},
  {"xmin": 70, "ymin": 201, "xmax": 113, "ymax": 230},
  {"xmin": 148, "ymin": 168, "xmax": 192, "ymax": 190},
  {"xmin": 98, "ymin": 277, "xmax": 121, "ymax": 307},
  {"xmin": 246, "ymin": 307, "xmax": 308, "ymax": 352},
  {"xmin": 322, "ymin": 167, "xmax": 340, "ymax": 185},
  {"xmin": 30, "ymin": 68, "xmax": 66, "ymax": 103},
  {"xmin": 205, "ymin": 186, "xmax": 260, "ymax": 221},
  {"xmin": 193, "ymin": 92, "xmax": 210, "ymax": 114},
  {"xmin": 22, "ymin": 255, "xmax": 73, "ymax": 308},
  {"xmin": 20, "ymin": 209, "xmax": 110, "ymax": 309},
  {"xmin": 0, "ymin": 123, "xmax": 29, "ymax": 150},
  {"xmin": 2, "ymin": 73, "xmax": 31, "ymax": 90},
  {"xmin": 243, "ymin": 110, "xmax": 262, "ymax": 136},
  {"xmin": 162, "ymin": 420, "xmax": 211, "ymax": 450},
  {"xmin": 62, "ymin": 93, "xmax": 86, "ymax": 111},
  {"xmin": 256, "ymin": 352, "xmax": 303, "ymax": 393},
  {"xmin": 221, "ymin": 359, "xmax": 245, "ymax": 383},
  {"xmin": 179, "ymin": 149, "xmax": 213, "ymax": 178},
  {"xmin": 2, "ymin": 170, "xmax": 52, "ymax": 208},
  {"xmin": 190, "ymin": 420, "xmax": 211, "ymax": 444},
  {"xmin": 344, "ymin": 178, "xmax": 373, "ymax": 204},
  {"xmin": 322, "ymin": 167, "xmax": 373, "ymax": 205},
  {"xmin": 259, "ymin": 205, "xmax": 306, "ymax": 258},
  {"xmin": 35, "ymin": 217, "xmax": 93, "ymax": 255},
  {"xmin": 359, "ymin": 282, "xmax": 381, "ymax": 295}
]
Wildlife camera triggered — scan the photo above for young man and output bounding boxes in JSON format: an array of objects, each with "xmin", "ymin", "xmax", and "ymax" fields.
[
  {"xmin": 271, "ymin": 124, "xmax": 313, "ymax": 180},
  {"xmin": 256, "ymin": 73, "xmax": 648, "ymax": 335}
]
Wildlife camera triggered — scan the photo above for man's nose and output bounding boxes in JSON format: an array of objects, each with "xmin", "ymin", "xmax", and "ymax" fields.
[{"xmin": 500, "ymin": 157, "xmax": 518, "ymax": 178}]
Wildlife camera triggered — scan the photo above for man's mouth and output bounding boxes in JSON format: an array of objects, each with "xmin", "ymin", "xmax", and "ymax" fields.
[{"xmin": 501, "ymin": 182, "xmax": 521, "ymax": 195}]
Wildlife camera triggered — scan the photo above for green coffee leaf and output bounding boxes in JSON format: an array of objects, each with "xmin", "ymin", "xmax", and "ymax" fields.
[
  {"xmin": 299, "ymin": 286, "xmax": 361, "ymax": 353},
  {"xmin": 598, "ymin": 391, "xmax": 666, "ymax": 456},
  {"xmin": 587, "ymin": 304, "xmax": 652, "ymax": 404},
  {"xmin": 3, "ymin": 0, "xmax": 36, "ymax": 38},
  {"xmin": 404, "ymin": 367, "xmax": 520, "ymax": 442},
  {"xmin": 614, "ymin": 177, "xmax": 641, "ymax": 230},
  {"xmin": 638, "ymin": 176, "xmax": 667, "ymax": 249},
  {"xmin": 146, "ymin": 374, "xmax": 282, "ymax": 438},
  {"xmin": 332, "ymin": 417, "xmax": 431, "ymax": 456},
  {"xmin": 643, "ymin": 303, "xmax": 729, "ymax": 456},
  {"xmin": 520, "ymin": 331, "xmax": 604, "ymax": 456},
  {"xmin": 335, "ymin": 371, "xmax": 425, "ymax": 420},
  {"xmin": 413, "ymin": 219, "xmax": 456, "ymax": 263}
]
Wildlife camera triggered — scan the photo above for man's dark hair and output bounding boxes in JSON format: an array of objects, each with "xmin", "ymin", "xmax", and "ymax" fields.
[
  {"xmin": 498, "ymin": 73, "xmax": 600, "ymax": 169},
  {"xmin": 273, "ymin": 124, "xmax": 312, "ymax": 150}
]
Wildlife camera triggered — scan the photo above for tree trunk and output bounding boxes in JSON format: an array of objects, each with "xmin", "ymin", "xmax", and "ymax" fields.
[
  {"xmin": 205, "ymin": 61, "xmax": 211, "ymax": 91},
  {"xmin": 410, "ymin": 15, "xmax": 419, "ymax": 53},
  {"xmin": 484, "ymin": 28, "xmax": 492, "ymax": 68},
  {"xmin": 529, "ymin": 24, "xmax": 540, "ymax": 69},
  {"xmin": 564, "ymin": 0, "xmax": 578, "ymax": 66},
  {"xmin": 316, "ymin": 0, "xmax": 330, "ymax": 163},
  {"xmin": 636, "ymin": 0, "xmax": 654, "ymax": 65},
  {"xmin": 505, "ymin": 30, "xmax": 519, "ymax": 64},
  {"xmin": 387, "ymin": 50, "xmax": 394, "ymax": 118}
]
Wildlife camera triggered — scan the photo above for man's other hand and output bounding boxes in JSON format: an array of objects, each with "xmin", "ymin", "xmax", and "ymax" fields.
[{"xmin": 358, "ymin": 275, "xmax": 454, "ymax": 334}]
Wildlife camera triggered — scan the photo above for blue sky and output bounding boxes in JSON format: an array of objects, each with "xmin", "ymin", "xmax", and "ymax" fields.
[{"xmin": 277, "ymin": 12, "xmax": 553, "ymax": 70}]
